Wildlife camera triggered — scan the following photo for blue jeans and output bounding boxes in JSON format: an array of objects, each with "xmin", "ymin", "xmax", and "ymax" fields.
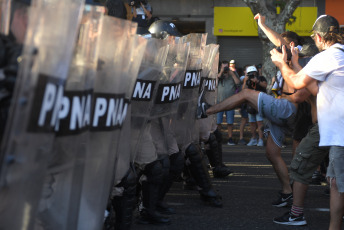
[
  {"xmin": 216, "ymin": 110, "xmax": 235, "ymax": 125},
  {"xmin": 248, "ymin": 113, "xmax": 263, "ymax": 123}
]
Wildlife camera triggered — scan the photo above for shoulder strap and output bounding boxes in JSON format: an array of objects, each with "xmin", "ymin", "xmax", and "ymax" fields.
[{"xmin": 334, "ymin": 47, "xmax": 344, "ymax": 52}]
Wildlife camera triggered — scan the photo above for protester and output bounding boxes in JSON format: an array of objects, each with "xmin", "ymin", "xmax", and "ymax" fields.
[
  {"xmin": 199, "ymin": 13, "xmax": 309, "ymax": 208},
  {"xmin": 270, "ymin": 15, "xmax": 344, "ymax": 229}
]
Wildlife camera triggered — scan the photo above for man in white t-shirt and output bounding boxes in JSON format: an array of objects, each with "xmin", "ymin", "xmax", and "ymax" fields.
[{"xmin": 270, "ymin": 15, "xmax": 344, "ymax": 230}]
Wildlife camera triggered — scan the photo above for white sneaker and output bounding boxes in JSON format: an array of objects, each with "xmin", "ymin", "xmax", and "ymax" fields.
[
  {"xmin": 247, "ymin": 138, "xmax": 258, "ymax": 146},
  {"xmin": 257, "ymin": 139, "xmax": 264, "ymax": 147}
]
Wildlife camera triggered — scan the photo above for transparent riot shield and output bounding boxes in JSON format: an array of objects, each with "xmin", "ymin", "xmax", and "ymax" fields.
[
  {"xmin": 198, "ymin": 44, "xmax": 219, "ymax": 141},
  {"xmin": 125, "ymin": 38, "xmax": 168, "ymax": 167},
  {"xmin": 105, "ymin": 33, "xmax": 147, "ymax": 199},
  {"xmin": 150, "ymin": 37, "xmax": 190, "ymax": 118},
  {"xmin": 147, "ymin": 37, "xmax": 190, "ymax": 156},
  {"xmin": 35, "ymin": 5, "xmax": 104, "ymax": 230},
  {"xmin": 172, "ymin": 33, "xmax": 207, "ymax": 151},
  {"xmin": 0, "ymin": 1, "xmax": 84, "ymax": 230},
  {"xmin": 75, "ymin": 16, "xmax": 146, "ymax": 230}
]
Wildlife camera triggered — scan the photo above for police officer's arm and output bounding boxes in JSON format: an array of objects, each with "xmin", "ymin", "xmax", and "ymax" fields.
[
  {"xmin": 254, "ymin": 13, "xmax": 289, "ymax": 48},
  {"xmin": 270, "ymin": 46, "xmax": 318, "ymax": 96}
]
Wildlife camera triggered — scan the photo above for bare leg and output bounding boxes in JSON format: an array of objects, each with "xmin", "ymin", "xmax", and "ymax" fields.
[
  {"xmin": 250, "ymin": 122, "xmax": 257, "ymax": 139},
  {"xmin": 266, "ymin": 134, "xmax": 292, "ymax": 194},
  {"xmin": 292, "ymin": 181, "xmax": 308, "ymax": 207},
  {"xmin": 329, "ymin": 178, "xmax": 344, "ymax": 230},
  {"xmin": 227, "ymin": 124, "xmax": 233, "ymax": 139},
  {"xmin": 207, "ymin": 89, "xmax": 260, "ymax": 115},
  {"xmin": 239, "ymin": 117, "xmax": 247, "ymax": 139},
  {"xmin": 257, "ymin": 121, "xmax": 264, "ymax": 140},
  {"xmin": 292, "ymin": 140, "xmax": 301, "ymax": 157}
]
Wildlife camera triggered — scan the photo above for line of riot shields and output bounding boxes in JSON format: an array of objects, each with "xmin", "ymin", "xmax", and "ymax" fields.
[{"xmin": 0, "ymin": 1, "xmax": 221, "ymax": 229}]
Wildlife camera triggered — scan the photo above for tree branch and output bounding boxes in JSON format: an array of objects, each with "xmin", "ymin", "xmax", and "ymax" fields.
[{"xmin": 278, "ymin": 0, "xmax": 301, "ymax": 23}]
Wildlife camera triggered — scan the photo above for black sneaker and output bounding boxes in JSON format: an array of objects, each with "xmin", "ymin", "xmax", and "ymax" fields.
[
  {"xmin": 213, "ymin": 166, "xmax": 233, "ymax": 178},
  {"xmin": 227, "ymin": 138, "xmax": 236, "ymax": 146},
  {"xmin": 273, "ymin": 211, "xmax": 307, "ymax": 226},
  {"xmin": 272, "ymin": 191, "xmax": 293, "ymax": 207},
  {"xmin": 311, "ymin": 170, "xmax": 326, "ymax": 185}
]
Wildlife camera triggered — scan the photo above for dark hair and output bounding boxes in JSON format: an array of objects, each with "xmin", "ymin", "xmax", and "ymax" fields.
[
  {"xmin": 221, "ymin": 60, "xmax": 229, "ymax": 65},
  {"xmin": 243, "ymin": 64, "xmax": 250, "ymax": 71},
  {"xmin": 281, "ymin": 31, "xmax": 304, "ymax": 46},
  {"xmin": 319, "ymin": 28, "xmax": 344, "ymax": 44}
]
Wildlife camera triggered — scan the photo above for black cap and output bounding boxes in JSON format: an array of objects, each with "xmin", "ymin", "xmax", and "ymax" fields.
[
  {"xmin": 312, "ymin": 15, "xmax": 339, "ymax": 33},
  {"xmin": 298, "ymin": 43, "xmax": 319, "ymax": 57},
  {"xmin": 148, "ymin": 20, "xmax": 182, "ymax": 39}
]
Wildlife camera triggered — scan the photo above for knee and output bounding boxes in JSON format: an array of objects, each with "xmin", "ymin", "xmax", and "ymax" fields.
[
  {"xmin": 169, "ymin": 151, "xmax": 185, "ymax": 176},
  {"xmin": 185, "ymin": 143, "xmax": 202, "ymax": 163},
  {"xmin": 265, "ymin": 150, "xmax": 279, "ymax": 163},
  {"xmin": 158, "ymin": 155, "xmax": 171, "ymax": 179},
  {"xmin": 241, "ymin": 88, "xmax": 253, "ymax": 97},
  {"xmin": 143, "ymin": 160, "xmax": 164, "ymax": 184}
]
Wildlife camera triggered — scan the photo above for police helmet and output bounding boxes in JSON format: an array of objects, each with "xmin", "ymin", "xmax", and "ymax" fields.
[{"xmin": 148, "ymin": 20, "xmax": 182, "ymax": 39}]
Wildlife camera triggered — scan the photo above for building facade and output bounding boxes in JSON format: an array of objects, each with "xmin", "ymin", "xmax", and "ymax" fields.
[{"xmin": 149, "ymin": 0, "xmax": 335, "ymax": 72}]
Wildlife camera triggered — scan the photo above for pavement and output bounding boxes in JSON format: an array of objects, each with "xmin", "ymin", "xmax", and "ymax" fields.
[{"xmin": 131, "ymin": 115, "xmax": 335, "ymax": 230}]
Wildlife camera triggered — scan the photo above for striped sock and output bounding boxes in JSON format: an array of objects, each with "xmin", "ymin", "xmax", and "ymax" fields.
[{"xmin": 291, "ymin": 205, "xmax": 304, "ymax": 217}]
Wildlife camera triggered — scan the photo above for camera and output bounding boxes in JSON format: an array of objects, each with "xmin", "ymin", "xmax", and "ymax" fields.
[
  {"xmin": 223, "ymin": 66, "xmax": 229, "ymax": 73},
  {"xmin": 246, "ymin": 73, "xmax": 257, "ymax": 89},
  {"xmin": 276, "ymin": 45, "xmax": 292, "ymax": 61},
  {"xmin": 130, "ymin": 0, "xmax": 147, "ymax": 7}
]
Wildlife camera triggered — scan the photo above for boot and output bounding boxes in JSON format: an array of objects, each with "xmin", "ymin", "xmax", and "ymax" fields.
[
  {"xmin": 209, "ymin": 131, "xmax": 233, "ymax": 178},
  {"xmin": 182, "ymin": 166, "xmax": 198, "ymax": 191},
  {"xmin": 137, "ymin": 160, "xmax": 171, "ymax": 225},
  {"xmin": 110, "ymin": 164, "xmax": 137, "ymax": 230},
  {"xmin": 156, "ymin": 152, "xmax": 184, "ymax": 215},
  {"xmin": 185, "ymin": 143, "xmax": 223, "ymax": 208}
]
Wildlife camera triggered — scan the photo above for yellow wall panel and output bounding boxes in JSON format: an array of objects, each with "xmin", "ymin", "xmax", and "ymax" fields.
[{"xmin": 214, "ymin": 7, "xmax": 317, "ymax": 37}]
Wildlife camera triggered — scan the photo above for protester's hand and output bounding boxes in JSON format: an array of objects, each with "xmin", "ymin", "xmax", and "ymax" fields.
[
  {"xmin": 290, "ymin": 43, "xmax": 299, "ymax": 65},
  {"xmin": 270, "ymin": 45, "xmax": 287, "ymax": 66},
  {"xmin": 254, "ymin": 13, "xmax": 266, "ymax": 27}
]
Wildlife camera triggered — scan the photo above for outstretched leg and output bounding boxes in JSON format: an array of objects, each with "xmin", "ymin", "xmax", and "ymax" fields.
[{"xmin": 206, "ymin": 89, "xmax": 260, "ymax": 115}]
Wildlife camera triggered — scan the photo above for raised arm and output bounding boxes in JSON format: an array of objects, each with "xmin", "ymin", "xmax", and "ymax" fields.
[{"xmin": 254, "ymin": 13, "xmax": 289, "ymax": 47}]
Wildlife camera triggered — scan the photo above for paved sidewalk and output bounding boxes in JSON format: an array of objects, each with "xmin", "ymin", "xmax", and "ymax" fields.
[{"xmin": 131, "ymin": 144, "xmax": 333, "ymax": 230}]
